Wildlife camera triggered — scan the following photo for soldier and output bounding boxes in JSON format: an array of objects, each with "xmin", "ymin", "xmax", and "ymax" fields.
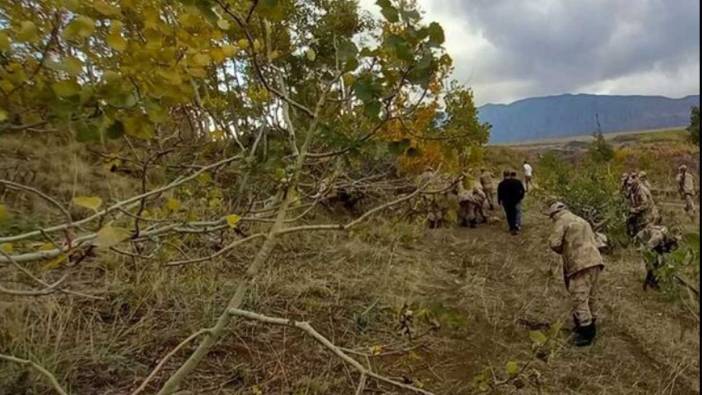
[
  {"xmin": 635, "ymin": 225, "xmax": 679, "ymax": 291},
  {"xmin": 627, "ymin": 174, "xmax": 660, "ymax": 237},
  {"xmin": 456, "ymin": 183, "xmax": 486, "ymax": 228},
  {"xmin": 479, "ymin": 168, "xmax": 496, "ymax": 210},
  {"xmin": 547, "ymin": 202, "xmax": 604, "ymax": 347},
  {"xmin": 417, "ymin": 167, "xmax": 443, "ymax": 229},
  {"xmin": 676, "ymin": 164, "xmax": 696, "ymax": 216}
]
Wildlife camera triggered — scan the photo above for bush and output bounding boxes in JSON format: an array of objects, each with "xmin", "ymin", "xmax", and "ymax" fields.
[
  {"xmin": 536, "ymin": 151, "xmax": 629, "ymax": 247},
  {"xmin": 688, "ymin": 106, "xmax": 700, "ymax": 146}
]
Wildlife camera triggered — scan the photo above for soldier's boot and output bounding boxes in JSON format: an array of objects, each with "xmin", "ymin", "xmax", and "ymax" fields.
[
  {"xmin": 643, "ymin": 270, "xmax": 660, "ymax": 291},
  {"xmin": 573, "ymin": 322, "xmax": 596, "ymax": 347},
  {"xmin": 469, "ymin": 219, "xmax": 477, "ymax": 228}
]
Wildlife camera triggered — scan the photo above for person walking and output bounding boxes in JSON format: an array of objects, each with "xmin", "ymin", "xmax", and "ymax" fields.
[
  {"xmin": 522, "ymin": 160, "xmax": 533, "ymax": 192},
  {"xmin": 497, "ymin": 170, "xmax": 525, "ymax": 235},
  {"xmin": 676, "ymin": 164, "xmax": 696, "ymax": 217},
  {"xmin": 547, "ymin": 202, "xmax": 604, "ymax": 347}
]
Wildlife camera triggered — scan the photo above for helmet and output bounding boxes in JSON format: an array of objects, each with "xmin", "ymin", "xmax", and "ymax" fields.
[
  {"xmin": 679, "ymin": 164, "xmax": 688, "ymax": 171},
  {"xmin": 639, "ymin": 171, "xmax": 647, "ymax": 178},
  {"xmin": 547, "ymin": 201, "xmax": 567, "ymax": 217}
]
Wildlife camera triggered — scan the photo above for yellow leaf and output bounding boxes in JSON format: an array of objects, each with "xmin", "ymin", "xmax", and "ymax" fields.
[
  {"xmin": 528, "ymin": 330, "xmax": 547, "ymax": 346},
  {"xmin": 187, "ymin": 67, "xmax": 207, "ymax": 78},
  {"xmin": 102, "ymin": 70, "xmax": 120, "ymax": 82},
  {"xmin": 221, "ymin": 44, "xmax": 236, "ymax": 57},
  {"xmin": 94, "ymin": 224, "xmax": 131, "ymax": 248},
  {"xmin": 106, "ymin": 32, "xmax": 127, "ymax": 51},
  {"xmin": 369, "ymin": 345, "xmax": 383, "ymax": 355},
  {"xmin": 192, "ymin": 53, "xmax": 211, "ymax": 66},
  {"xmin": 16, "ymin": 21, "xmax": 39, "ymax": 43},
  {"xmin": 166, "ymin": 197, "xmax": 182, "ymax": 211},
  {"xmin": 0, "ymin": 243, "xmax": 13, "ymax": 253},
  {"xmin": 41, "ymin": 254, "xmax": 67, "ymax": 271},
  {"xmin": 63, "ymin": 15, "xmax": 95, "ymax": 41},
  {"xmin": 253, "ymin": 39, "xmax": 262, "ymax": 51},
  {"xmin": 73, "ymin": 196, "xmax": 103, "ymax": 211},
  {"xmin": 52, "ymin": 80, "xmax": 81, "ymax": 97},
  {"xmin": 38, "ymin": 242, "xmax": 55, "ymax": 251},
  {"xmin": 0, "ymin": 109, "xmax": 7, "ymax": 122},
  {"xmin": 157, "ymin": 68, "xmax": 182, "ymax": 85},
  {"xmin": 60, "ymin": 56, "xmax": 83, "ymax": 76},
  {"xmin": 237, "ymin": 38, "xmax": 249, "ymax": 49},
  {"xmin": 505, "ymin": 361, "xmax": 519, "ymax": 376},
  {"xmin": 93, "ymin": 0, "xmax": 120, "ymax": 16},
  {"xmin": 123, "ymin": 116, "xmax": 155, "ymax": 139},
  {"xmin": 0, "ymin": 204, "xmax": 10, "ymax": 222},
  {"xmin": 216, "ymin": 19, "xmax": 230, "ymax": 30},
  {"xmin": 269, "ymin": 50, "xmax": 281, "ymax": 60},
  {"xmin": 210, "ymin": 48, "xmax": 225, "ymax": 63},
  {"xmin": 225, "ymin": 214, "xmax": 241, "ymax": 228},
  {"xmin": 0, "ymin": 31, "xmax": 10, "ymax": 51}
]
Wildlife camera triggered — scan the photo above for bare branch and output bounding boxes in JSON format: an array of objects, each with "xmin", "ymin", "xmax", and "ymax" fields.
[
  {"xmin": 228, "ymin": 308, "xmax": 434, "ymax": 395},
  {"xmin": 0, "ymin": 179, "xmax": 72, "ymax": 224}
]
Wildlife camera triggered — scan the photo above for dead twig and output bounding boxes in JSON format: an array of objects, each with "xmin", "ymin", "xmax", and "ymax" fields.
[{"xmin": 0, "ymin": 353, "xmax": 68, "ymax": 395}]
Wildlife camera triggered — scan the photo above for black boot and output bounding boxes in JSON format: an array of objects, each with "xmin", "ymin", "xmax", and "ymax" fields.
[{"xmin": 573, "ymin": 322, "xmax": 596, "ymax": 347}]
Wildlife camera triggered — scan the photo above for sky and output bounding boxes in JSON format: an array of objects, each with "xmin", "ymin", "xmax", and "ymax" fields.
[{"xmin": 359, "ymin": 0, "xmax": 700, "ymax": 106}]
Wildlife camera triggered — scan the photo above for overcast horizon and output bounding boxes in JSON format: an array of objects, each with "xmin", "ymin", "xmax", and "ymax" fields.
[{"xmin": 360, "ymin": 0, "xmax": 700, "ymax": 106}]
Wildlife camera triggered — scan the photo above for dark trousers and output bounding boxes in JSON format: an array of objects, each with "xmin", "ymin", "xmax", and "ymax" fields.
[{"xmin": 503, "ymin": 204, "xmax": 519, "ymax": 231}]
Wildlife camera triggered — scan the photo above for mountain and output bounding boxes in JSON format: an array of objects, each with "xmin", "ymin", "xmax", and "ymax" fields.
[{"xmin": 478, "ymin": 93, "xmax": 700, "ymax": 143}]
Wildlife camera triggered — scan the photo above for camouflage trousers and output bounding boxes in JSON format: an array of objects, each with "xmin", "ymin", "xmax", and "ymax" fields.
[
  {"xmin": 566, "ymin": 266, "xmax": 602, "ymax": 327},
  {"xmin": 484, "ymin": 188, "xmax": 496, "ymax": 210},
  {"xmin": 683, "ymin": 193, "xmax": 696, "ymax": 215}
]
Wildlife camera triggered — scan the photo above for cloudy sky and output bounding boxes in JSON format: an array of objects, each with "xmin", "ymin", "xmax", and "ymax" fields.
[{"xmin": 360, "ymin": 0, "xmax": 700, "ymax": 106}]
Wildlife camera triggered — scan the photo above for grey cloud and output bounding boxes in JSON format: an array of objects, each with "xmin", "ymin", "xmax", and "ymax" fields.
[{"xmin": 426, "ymin": 0, "xmax": 699, "ymax": 104}]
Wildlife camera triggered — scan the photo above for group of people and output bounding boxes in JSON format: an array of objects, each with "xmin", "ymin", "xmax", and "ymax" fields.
[{"xmin": 546, "ymin": 163, "xmax": 697, "ymax": 347}]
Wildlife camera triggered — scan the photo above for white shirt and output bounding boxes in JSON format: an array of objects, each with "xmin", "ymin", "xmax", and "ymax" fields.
[{"xmin": 523, "ymin": 163, "xmax": 533, "ymax": 177}]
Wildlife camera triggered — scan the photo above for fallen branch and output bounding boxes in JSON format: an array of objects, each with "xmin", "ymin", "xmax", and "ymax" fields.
[
  {"xmin": 0, "ymin": 353, "xmax": 68, "ymax": 395},
  {"xmin": 228, "ymin": 308, "xmax": 433, "ymax": 395},
  {"xmin": 131, "ymin": 329, "xmax": 212, "ymax": 395}
]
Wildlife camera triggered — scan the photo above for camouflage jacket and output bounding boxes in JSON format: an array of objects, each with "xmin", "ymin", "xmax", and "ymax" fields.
[
  {"xmin": 549, "ymin": 210, "xmax": 605, "ymax": 278},
  {"xmin": 676, "ymin": 172, "xmax": 695, "ymax": 195},
  {"xmin": 479, "ymin": 171, "xmax": 494, "ymax": 191}
]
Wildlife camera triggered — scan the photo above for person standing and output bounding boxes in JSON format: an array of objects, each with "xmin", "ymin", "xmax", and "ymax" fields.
[
  {"xmin": 497, "ymin": 170, "xmax": 525, "ymax": 235},
  {"xmin": 676, "ymin": 164, "xmax": 696, "ymax": 216},
  {"xmin": 479, "ymin": 168, "xmax": 496, "ymax": 210},
  {"xmin": 627, "ymin": 173, "xmax": 660, "ymax": 236},
  {"xmin": 522, "ymin": 160, "xmax": 533, "ymax": 192},
  {"xmin": 547, "ymin": 202, "xmax": 604, "ymax": 347}
]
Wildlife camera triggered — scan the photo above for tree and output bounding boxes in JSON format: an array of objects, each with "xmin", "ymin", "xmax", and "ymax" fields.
[
  {"xmin": 688, "ymin": 106, "xmax": 699, "ymax": 146},
  {"xmin": 0, "ymin": 0, "xmax": 488, "ymax": 393},
  {"xmin": 589, "ymin": 131, "xmax": 614, "ymax": 163}
]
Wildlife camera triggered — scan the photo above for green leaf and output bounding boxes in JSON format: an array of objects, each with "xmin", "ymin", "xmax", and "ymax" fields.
[
  {"xmin": 427, "ymin": 22, "xmax": 445, "ymax": 45},
  {"xmin": 93, "ymin": 0, "xmax": 121, "ymax": 16},
  {"xmin": 388, "ymin": 139, "xmax": 410, "ymax": 155},
  {"xmin": 386, "ymin": 34, "xmax": 412, "ymax": 61},
  {"xmin": 166, "ymin": 197, "xmax": 182, "ymax": 211},
  {"xmin": 122, "ymin": 115, "xmax": 155, "ymax": 139},
  {"xmin": 216, "ymin": 19, "xmax": 230, "ymax": 30},
  {"xmin": 376, "ymin": 0, "xmax": 391, "ymax": 7},
  {"xmin": 505, "ymin": 361, "xmax": 519, "ymax": 376},
  {"xmin": 528, "ymin": 330, "xmax": 547, "ymax": 346},
  {"xmin": 380, "ymin": 6, "xmax": 399, "ymax": 23},
  {"xmin": 305, "ymin": 48, "xmax": 316, "ymax": 62},
  {"xmin": 73, "ymin": 196, "xmax": 103, "ymax": 211},
  {"xmin": 74, "ymin": 121, "xmax": 100, "ymax": 142},
  {"xmin": 105, "ymin": 119, "xmax": 124, "ymax": 139},
  {"xmin": 225, "ymin": 214, "xmax": 241, "ymax": 228},
  {"xmin": 94, "ymin": 223, "xmax": 131, "ymax": 248},
  {"xmin": 364, "ymin": 100, "xmax": 381, "ymax": 120},
  {"xmin": 58, "ymin": 57, "xmax": 84, "ymax": 76},
  {"xmin": 52, "ymin": 80, "xmax": 81, "ymax": 97},
  {"xmin": 352, "ymin": 75, "xmax": 380, "ymax": 103}
]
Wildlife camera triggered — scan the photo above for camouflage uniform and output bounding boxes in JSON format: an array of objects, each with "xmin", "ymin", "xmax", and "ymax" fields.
[
  {"xmin": 635, "ymin": 225, "xmax": 679, "ymax": 290},
  {"xmin": 479, "ymin": 170, "xmax": 496, "ymax": 210},
  {"xmin": 627, "ymin": 181, "xmax": 660, "ymax": 236},
  {"xmin": 676, "ymin": 167, "xmax": 696, "ymax": 215},
  {"xmin": 548, "ymin": 205, "xmax": 604, "ymax": 339},
  {"xmin": 417, "ymin": 170, "xmax": 449, "ymax": 228},
  {"xmin": 638, "ymin": 171, "xmax": 652, "ymax": 191}
]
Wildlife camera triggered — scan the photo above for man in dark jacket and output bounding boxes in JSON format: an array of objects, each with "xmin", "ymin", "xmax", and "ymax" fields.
[{"xmin": 497, "ymin": 170, "xmax": 526, "ymax": 235}]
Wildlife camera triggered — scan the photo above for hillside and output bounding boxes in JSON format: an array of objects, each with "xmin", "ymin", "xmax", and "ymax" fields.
[{"xmin": 479, "ymin": 94, "xmax": 700, "ymax": 143}]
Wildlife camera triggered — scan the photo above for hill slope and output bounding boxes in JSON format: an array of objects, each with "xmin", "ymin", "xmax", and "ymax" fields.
[{"xmin": 479, "ymin": 94, "xmax": 700, "ymax": 143}]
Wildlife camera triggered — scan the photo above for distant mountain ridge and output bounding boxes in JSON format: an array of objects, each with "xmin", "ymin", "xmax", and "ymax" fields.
[{"xmin": 478, "ymin": 93, "xmax": 700, "ymax": 143}]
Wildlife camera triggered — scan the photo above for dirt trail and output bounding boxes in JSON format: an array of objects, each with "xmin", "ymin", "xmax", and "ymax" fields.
[{"xmin": 397, "ymin": 201, "xmax": 699, "ymax": 394}]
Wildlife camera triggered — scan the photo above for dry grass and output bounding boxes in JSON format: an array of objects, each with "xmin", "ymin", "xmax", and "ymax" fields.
[{"xmin": 0, "ymin": 136, "xmax": 699, "ymax": 394}]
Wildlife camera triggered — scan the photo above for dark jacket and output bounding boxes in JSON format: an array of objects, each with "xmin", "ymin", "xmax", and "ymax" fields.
[{"xmin": 497, "ymin": 178, "xmax": 525, "ymax": 207}]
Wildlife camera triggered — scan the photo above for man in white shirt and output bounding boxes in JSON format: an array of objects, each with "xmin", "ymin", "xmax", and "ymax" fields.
[{"xmin": 523, "ymin": 160, "xmax": 533, "ymax": 192}]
